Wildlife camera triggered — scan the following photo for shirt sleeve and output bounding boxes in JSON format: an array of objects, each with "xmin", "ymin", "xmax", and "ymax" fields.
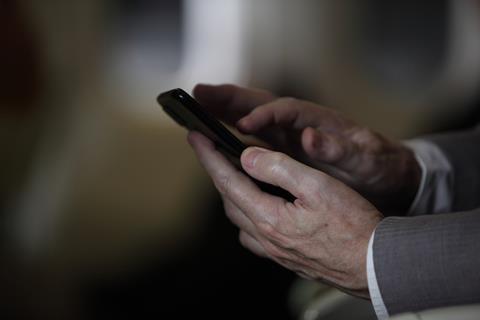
[
  {"xmin": 367, "ymin": 230, "xmax": 389, "ymax": 320},
  {"xmin": 403, "ymin": 139, "xmax": 454, "ymax": 215}
]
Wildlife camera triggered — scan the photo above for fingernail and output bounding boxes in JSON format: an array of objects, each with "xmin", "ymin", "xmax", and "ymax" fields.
[{"xmin": 242, "ymin": 147, "xmax": 267, "ymax": 169}]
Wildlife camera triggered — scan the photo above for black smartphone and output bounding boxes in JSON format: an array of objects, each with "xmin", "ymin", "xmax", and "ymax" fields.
[{"xmin": 157, "ymin": 88, "xmax": 295, "ymax": 202}]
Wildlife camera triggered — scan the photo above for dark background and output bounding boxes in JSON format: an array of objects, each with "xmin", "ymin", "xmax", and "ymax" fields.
[{"xmin": 2, "ymin": 0, "xmax": 480, "ymax": 319}]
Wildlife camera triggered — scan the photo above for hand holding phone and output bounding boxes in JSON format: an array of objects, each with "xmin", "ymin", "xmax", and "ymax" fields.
[{"xmin": 157, "ymin": 88, "xmax": 295, "ymax": 201}]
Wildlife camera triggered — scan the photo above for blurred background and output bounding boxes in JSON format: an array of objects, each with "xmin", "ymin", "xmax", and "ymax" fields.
[{"xmin": 2, "ymin": 0, "xmax": 480, "ymax": 319}]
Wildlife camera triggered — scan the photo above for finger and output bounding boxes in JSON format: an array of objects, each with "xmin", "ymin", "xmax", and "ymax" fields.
[
  {"xmin": 241, "ymin": 147, "xmax": 325, "ymax": 208},
  {"xmin": 302, "ymin": 127, "xmax": 363, "ymax": 176},
  {"xmin": 236, "ymin": 98, "xmax": 351, "ymax": 134},
  {"xmin": 239, "ymin": 231, "xmax": 267, "ymax": 258},
  {"xmin": 187, "ymin": 131, "xmax": 282, "ymax": 225},
  {"xmin": 236, "ymin": 98, "xmax": 301, "ymax": 133},
  {"xmin": 301, "ymin": 127, "xmax": 347, "ymax": 163},
  {"xmin": 193, "ymin": 84, "xmax": 276, "ymax": 125},
  {"xmin": 224, "ymin": 198, "xmax": 258, "ymax": 237}
]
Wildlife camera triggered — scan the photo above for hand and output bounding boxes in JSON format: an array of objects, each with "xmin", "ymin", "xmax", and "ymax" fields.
[
  {"xmin": 188, "ymin": 131, "xmax": 382, "ymax": 298},
  {"xmin": 193, "ymin": 84, "xmax": 421, "ymax": 214}
]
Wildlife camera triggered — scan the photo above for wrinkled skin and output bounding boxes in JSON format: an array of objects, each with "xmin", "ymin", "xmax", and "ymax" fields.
[{"xmin": 187, "ymin": 84, "xmax": 421, "ymax": 298}]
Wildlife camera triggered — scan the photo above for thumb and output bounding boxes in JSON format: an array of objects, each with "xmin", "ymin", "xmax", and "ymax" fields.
[{"xmin": 241, "ymin": 147, "xmax": 324, "ymax": 207}]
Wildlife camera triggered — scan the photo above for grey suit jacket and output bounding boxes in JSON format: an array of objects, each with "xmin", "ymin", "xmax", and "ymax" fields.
[{"xmin": 373, "ymin": 126, "xmax": 480, "ymax": 315}]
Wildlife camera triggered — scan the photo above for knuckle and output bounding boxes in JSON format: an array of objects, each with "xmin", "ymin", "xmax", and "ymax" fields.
[
  {"xmin": 292, "ymin": 174, "xmax": 321, "ymax": 202},
  {"xmin": 326, "ymin": 138, "xmax": 346, "ymax": 161},
  {"xmin": 350, "ymin": 127, "xmax": 382, "ymax": 150},
  {"xmin": 215, "ymin": 173, "xmax": 232, "ymax": 196},
  {"xmin": 267, "ymin": 152, "xmax": 288, "ymax": 175},
  {"xmin": 257, "ymin": 220, "xmax": 291, "ymax": 248},
  {"xmin": 258, "ymin": 221, "xmax": 278, "ymax": 239},
  {"xmin": 262, "ymin": 240, "xmax": 285, "ymax": 258},
  {"xmin": 264, "ymin": 241, "xmax": 297, "ymax": 261},
  {"xmin": 277, "ymin": 237, "xmax": 298, "ymax": 251}
]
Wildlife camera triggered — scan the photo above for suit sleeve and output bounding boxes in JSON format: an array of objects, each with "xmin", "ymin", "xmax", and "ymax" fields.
[
  {"xmin": 372, "ymin": 126, "xmax": 480, "ymax": 315},
  {"xmin": 373, "ymin": 210, "xmax": 480, "ymax": 316}
]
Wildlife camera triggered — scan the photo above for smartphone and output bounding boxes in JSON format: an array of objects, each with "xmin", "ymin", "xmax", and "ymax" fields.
[{"xmin": 157, "ymin": 88, "xmax": 295, "ymax": 202}]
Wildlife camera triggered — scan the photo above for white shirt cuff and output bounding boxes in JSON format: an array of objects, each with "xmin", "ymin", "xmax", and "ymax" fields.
[
  {"xmin": 367, "ymin": 229, "xmax": 389, "ymax": 320},
  {"xmin": 403, "ymin": 139, "xmax": 454, "ymax": 215}
]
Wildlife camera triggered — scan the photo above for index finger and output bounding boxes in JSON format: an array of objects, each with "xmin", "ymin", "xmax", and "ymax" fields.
[
  {"xmin": 237, "ymin": 98, "xmax": 354, "ymax": 134},
  {"xmin": 193, "ymin": 84, "xmax": 276, "ymax": 125},
  {"xmin": 188, "ymin": 131, "xmax": 284, "ymax": 226}
]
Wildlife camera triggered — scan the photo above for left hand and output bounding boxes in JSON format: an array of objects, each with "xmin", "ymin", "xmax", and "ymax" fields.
[
  {"xmin": 187, "ymin": 131, "xmax": 383, "ymax": 298},
  {"xmin": 193, "ymin": 84, "xmax": 420, "ymax": 215}
]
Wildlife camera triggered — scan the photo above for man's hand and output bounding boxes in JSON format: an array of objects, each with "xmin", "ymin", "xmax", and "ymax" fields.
[
  {"xmin": 188, "ymin": 131, "xmax": 382, "ymax": 298},
  {"xmin": 194, "ymin": 84, "xmax": 421, "ymax": 214}
]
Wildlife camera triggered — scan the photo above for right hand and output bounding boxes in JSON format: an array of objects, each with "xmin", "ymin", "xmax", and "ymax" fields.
[
  {"xmin": 193, "ymin": 84, "xmax": 421, "ymax": 214},
  {"xmin": 188, "ymin": 131, "xmax": 382, "ymax": 298}
]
